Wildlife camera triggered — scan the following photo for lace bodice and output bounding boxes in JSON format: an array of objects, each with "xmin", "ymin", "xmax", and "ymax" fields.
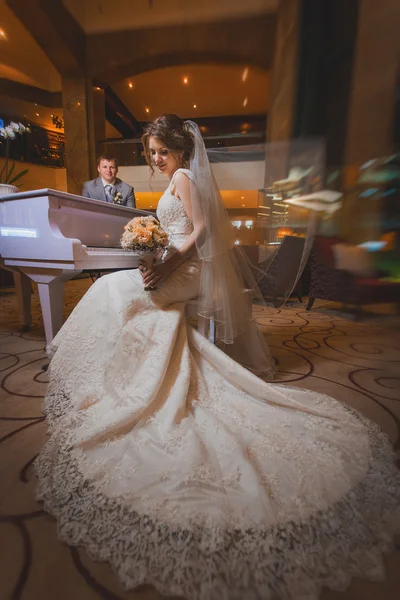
[{"xmin": 157, "ymin": 168, "xmax": 194, "ymax": 248}]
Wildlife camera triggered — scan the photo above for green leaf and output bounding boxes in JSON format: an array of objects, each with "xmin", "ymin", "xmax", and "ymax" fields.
[
  {"xmin": 8, "ymin": 169, "xmax": 28, "ymax": 185},
  {"xmin": 6, "ymin": 161, "xmax": 15, "ymax": 181},
  {"xmin": 0, "ymin": 161, "xmax": 7, "ymax": 181}
]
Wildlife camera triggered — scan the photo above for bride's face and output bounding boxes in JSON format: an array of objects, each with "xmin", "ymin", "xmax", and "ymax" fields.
[{"xmin": 148, "ymin": 136, "xmax": 182, "ymax": 178}]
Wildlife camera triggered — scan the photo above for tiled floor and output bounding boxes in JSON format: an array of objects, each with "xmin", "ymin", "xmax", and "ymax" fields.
[{"xmin": 1, "ymin": 279, "xmax": 399, "ymax": 600}]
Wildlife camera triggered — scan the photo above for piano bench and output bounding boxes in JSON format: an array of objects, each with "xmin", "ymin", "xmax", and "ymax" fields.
[{"xmin": 88, "ymin": 270, "xmax": 103, "ymax": 282}]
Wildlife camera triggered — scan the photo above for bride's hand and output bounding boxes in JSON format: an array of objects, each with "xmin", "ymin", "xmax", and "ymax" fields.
[{"xmin": 139, "ymin": 260, "xmax": 174, "ymax": 287}]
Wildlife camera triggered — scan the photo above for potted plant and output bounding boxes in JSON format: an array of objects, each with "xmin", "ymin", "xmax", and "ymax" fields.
[{"xmin": 0, "ymin": 121, "xmax": 31, "ymax": 195}]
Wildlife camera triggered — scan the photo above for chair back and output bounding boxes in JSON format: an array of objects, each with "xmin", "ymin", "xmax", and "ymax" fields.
[{"xmin": 256, "ymin": 235, "xmax": 306, "ymax": 302}]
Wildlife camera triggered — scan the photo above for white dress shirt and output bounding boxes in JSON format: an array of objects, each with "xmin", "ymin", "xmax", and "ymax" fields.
[{"xmin": 101, "ymin": 177, "xmax": 116, "ymax": 189}]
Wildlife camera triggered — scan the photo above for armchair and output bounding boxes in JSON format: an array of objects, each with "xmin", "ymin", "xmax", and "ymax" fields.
[{"xmin": 306, "ymin": 236, "xmax": 400, "ymax": 312}]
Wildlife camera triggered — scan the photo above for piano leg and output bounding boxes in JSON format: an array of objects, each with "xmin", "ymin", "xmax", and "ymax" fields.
[
  {"xmin": 13, "ymin": 271, "xmax": 32, "ymax": 331},
  {"xmin": 20, "ymin": 269, "xmax": 81, "ymax": 347},
  {"xmin": 37, "ymin": 278, "xmax": 65, "ymax": 346}
]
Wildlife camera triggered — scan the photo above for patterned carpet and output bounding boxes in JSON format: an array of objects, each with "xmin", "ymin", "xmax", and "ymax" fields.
[{"xmin": 1, "ymin": 277, "xmax": 400, "ymax": 600}]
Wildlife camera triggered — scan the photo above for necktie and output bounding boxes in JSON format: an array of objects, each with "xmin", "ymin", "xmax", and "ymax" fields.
[{"xmin": 105, "ymin": 184, "xmax": 113, "ymax": 203}]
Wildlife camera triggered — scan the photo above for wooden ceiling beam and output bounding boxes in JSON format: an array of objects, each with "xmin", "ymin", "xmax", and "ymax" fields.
[
  {"xmin": 6, "ymin": 0, "xmax": 86, "ymax": 75},
  {"xmin": 0, "ymin": 78, "xmax": 62, "ymax": 107}
]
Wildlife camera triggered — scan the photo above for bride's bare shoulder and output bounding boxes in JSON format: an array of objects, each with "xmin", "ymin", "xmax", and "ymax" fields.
[
  {"xmin": 171, "ymin": 170, "xmax": 191, "ymax": 197},
  {"xmin": 174, "ymin": 168, "xmax": 193, "ymax": 181}
]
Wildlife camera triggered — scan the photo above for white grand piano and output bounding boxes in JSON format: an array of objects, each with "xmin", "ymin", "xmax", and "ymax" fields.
[{"xmin": 0, "ymin": 189, "xmax": 151, "ymax": 346}]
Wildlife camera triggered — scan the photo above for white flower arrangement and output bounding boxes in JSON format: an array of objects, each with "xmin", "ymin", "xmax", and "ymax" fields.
[
  {"xmin": 0, "ymin": 121, "xmax": 29, "ymax": 139},
  {"xmin": 0, "ymin": 120, "xmax": 31, "ymax": 186}
]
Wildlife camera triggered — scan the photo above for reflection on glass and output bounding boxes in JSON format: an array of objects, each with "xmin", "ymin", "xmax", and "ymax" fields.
[{"xmin": 0, "ymin": 227, "xmax": 38, "ymax": 237}]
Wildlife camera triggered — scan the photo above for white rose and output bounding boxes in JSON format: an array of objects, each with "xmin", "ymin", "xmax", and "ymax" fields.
[
  {"xmin": 121, "ymin": 231, "xmax": 137, "ymax": 248},
  {"xmin": 5, "ymin": 126, "xmax": 15, "ymax": 139},
  {"xmin": 0, "ymin": 127, "xmax": 6, "ymax": 138},
  {"xmin": 10, "ymin": 121, "xmax": 20, "ymax": 132}
]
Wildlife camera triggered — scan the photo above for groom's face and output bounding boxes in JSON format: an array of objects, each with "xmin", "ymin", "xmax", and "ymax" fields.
[{"xmin": 98, "ymin": 159, "xmax": 118, "ymax": 183}]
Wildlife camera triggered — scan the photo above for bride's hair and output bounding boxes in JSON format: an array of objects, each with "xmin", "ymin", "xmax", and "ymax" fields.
[{"xmin": 142, "ymin": 114, "xmax": 194, "ymax": 175}]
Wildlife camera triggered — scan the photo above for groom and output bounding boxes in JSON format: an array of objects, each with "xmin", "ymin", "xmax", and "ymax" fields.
[{"xmin": 82, "ymin": 155, "xmax": 136, "ymax": 207}]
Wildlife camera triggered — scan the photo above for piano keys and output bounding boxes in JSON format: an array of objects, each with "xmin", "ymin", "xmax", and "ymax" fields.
[{"xmin": 0, "ymin": 188, "xmax": 151, "ymax": 346}]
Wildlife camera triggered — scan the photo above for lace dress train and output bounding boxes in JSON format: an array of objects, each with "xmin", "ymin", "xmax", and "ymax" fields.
[{"xmin": 35, "ymin": 170, "xmax": 400, "ymax": 600}]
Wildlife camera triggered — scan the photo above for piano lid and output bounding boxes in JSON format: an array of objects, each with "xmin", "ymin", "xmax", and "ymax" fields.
[
  {"xmin": 0, "ymin": 189, "xmax": 152, "ymax": 256},
  {"xmin": 0, "ymin": 188, "xmax": 149, "ymax": 213}
]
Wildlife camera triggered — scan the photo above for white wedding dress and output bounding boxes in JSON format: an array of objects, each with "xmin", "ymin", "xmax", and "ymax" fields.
[{"xmin": 36, "ymin": 169, "xmax": 400, "ymax": 600}]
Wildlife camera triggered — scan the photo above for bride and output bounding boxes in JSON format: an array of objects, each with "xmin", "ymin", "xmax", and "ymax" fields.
[{"xmin": 36, "ymin": 114, "xmax": 400, "ymax": 600}]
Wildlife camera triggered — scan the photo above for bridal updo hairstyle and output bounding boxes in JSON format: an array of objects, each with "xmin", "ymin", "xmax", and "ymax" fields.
[{"xmin": 142, "ymin": 114, "xmax": 194, "ymax": 175}]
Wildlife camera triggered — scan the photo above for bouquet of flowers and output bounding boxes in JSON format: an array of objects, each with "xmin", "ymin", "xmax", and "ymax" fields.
[{"xmin": 120, "ymin": 216, "xmax": 169, "ymax": 289}]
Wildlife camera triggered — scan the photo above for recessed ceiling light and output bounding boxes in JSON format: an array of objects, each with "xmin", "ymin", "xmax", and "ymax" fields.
[
  {"xmin": 77, "ymin": 102, "xmax": 81, "ymax": 106},
  {"xmin": 0, "ymin": 29, "xmax": 7, "ymax": 40},
  {"xmin": 241, "ymin": 196, "xmax": 244, "ymax": 199},
  {"xmin": 242, "ymin": 204, "xmax": 245, "ymax": 207},
  {"xmin": 36, "ymin": 113, "xmax": 39, "ymax": 116},
  {"xmin": 128, "ymin": 82, "xmax": 133, "ymax": 88},
  {"xmin": 193, "ymin": 104, "xmax": 197, "ymax": 108},
  {"xmin": 243, "ymin": 97, "xmax": 248, "ymax": 107},
  {"xmin": 241, "ymin": 67, "xmax": 249, "ymax": 82},
  {"xmin": 183, "ymin": 77, "xmax": 188, "ymax": 84},
  {"xmin": 145, "ymin": 107, "xmax": 150, "ymax": 113},
  {"xmin": 95, "ymin": 87, "xmax": 101, "ymax": 90}
]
